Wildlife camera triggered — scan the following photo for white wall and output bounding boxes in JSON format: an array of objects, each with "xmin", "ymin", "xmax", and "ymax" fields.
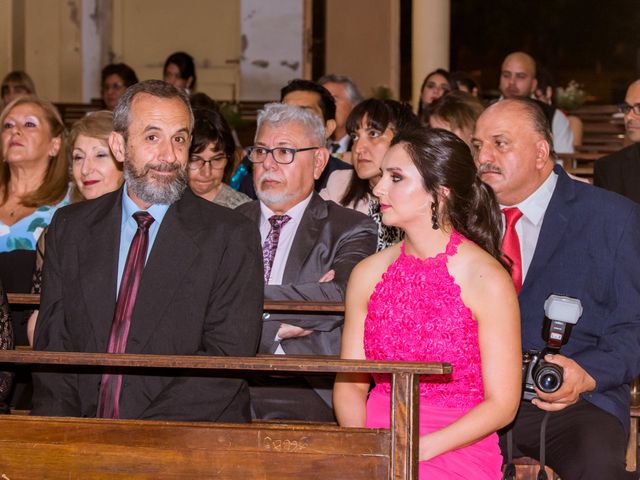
[{"xmin": 239, "ymin": 0, "xmax": 304, "ymax": 101}]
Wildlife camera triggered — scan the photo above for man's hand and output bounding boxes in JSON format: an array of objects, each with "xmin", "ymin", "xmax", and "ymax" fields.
[
  {"xmin": 277, "ymin": 323, "xmax": 313, "ymax": 339},
  {"xmin": 274, "ymin": 271, "xmax": 333, "ymax": 341},
  {"xmin": 319, "ymin": 269, "xmax": 335, "ymax": 283},
  {"xmin": 532, "ymin": 354, "xmax": 596, "ymax": 411}
]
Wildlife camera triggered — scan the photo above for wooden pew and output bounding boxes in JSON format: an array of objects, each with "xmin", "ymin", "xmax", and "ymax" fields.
[{"xmin": 0, "ymin": 349, "xmax": 449, "ymax": 479}]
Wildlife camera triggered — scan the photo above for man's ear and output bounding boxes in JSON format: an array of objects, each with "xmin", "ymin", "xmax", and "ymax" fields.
[
  {"xmin": 534, "ymin": 139, "xmax": 551, "ymax": 169},
  {"xmin": 312, "ymin": 148, "xmax": 330, "ymax": 180},
  {"xmin": 325, "ymin": 119, "xmax": 337, "ymax": 139},
  {"xmin": 109, "ymin": 131, "xmax": 126, "ymax": 165},
  {"xmin": 530, "ymin": 78, "xmax": 539, "ymax": 96}
]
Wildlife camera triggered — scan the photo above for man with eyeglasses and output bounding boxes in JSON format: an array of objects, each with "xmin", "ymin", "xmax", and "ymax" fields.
[
  {"xmin": 594, "ymin": 80, "xmax": 640, "ymax": 203},
  {"xmin": 237, "ymin": 102, "xmax": 376, "ymax": 422}
]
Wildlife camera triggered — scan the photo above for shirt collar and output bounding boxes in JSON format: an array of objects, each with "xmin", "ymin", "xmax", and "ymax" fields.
[
  {"xmin": 122, "ymin": 183, "xmax": 171, "ymax": 224},
  {"xmin": 259, "ymin": 192, "xmax": 313, "ymax": 227},
  {"xmin": 502, "ymin": 171, "xmax": 558, "ymax": 227}
]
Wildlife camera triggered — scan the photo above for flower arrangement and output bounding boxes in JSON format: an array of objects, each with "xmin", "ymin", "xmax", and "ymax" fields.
[{"xmin": 556, "ymin": 80, "xmax": 587, "ymax": 110}]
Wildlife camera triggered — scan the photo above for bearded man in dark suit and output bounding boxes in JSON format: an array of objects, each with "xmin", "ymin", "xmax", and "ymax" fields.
[
  {"xmin": 32, "ymin": 80, "xmax": 263, "ymax": 422},
  {"xmin": 237, "ymin": 103, "xmax": 377, "ymax": 422}
]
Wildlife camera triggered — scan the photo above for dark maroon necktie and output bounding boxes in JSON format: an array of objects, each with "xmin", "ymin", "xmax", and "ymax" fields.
[{"xmin": 97, "ymin": 211, "xmax": 154, "ymax": 418}]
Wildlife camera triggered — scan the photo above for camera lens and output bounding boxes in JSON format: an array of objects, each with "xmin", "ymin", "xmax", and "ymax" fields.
[{"xmin": 534, "ymin": 363, "xmax": 563, "ymax": 393}]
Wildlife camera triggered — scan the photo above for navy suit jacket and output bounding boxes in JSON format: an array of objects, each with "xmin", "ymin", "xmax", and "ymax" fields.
[{"xmin": 519, "ymin": 165, "xmax": 640, "ymax": 429}]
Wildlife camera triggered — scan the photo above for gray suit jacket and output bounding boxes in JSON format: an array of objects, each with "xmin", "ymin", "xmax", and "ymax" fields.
[{"xmin": 237, "ymin": 193, "xmax": 377, "ymax": 356}]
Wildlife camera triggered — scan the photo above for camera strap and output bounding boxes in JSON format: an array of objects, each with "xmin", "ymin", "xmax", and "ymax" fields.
[
  {"xmin": 502, "ymin": 411, "xmax": 553, "ymax": 480},
  {"xmin": 537, "ymin": 411, "xmax": 551, "ymax": 480}
]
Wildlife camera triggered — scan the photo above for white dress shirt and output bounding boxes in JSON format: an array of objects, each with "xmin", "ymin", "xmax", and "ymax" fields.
[
  {"xmin": 259, "ymin": 193, "xmax": 313, "ymax": 353},
  {"xmin": 259, "ymin": 193, "xmax": 313, "ymax": 285},
  {"xmin": 502, "ymin": 172, "xmax": 558, "ymax": 281}
]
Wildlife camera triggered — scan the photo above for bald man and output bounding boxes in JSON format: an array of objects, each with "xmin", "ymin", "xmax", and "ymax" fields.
[
  {"xmin": 473, "ymin": 97, "xmax": 640, "ymax": 479},
  {"xmin": 499, "ymin": 52, "xmax": 574, "ymax": 153},
  {"xmin": 594, "ymin": 79, "xmax": 640, "ymax": 203}
]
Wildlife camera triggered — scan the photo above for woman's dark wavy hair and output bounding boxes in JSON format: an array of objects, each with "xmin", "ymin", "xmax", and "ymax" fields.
[
  {"xmin": 342, "ymin": 98, "xmax": 420, "ymax": 207},
  {"xmin": 190, "ymin": 102, "xmax": 236, "ymax": 183},
  {"xmin": 417, "ymin": 68, "xmax": 457, "ymax": 117},
  {"xmin": 392, "ymin": 127, "xmax": 509, "ymax": 271},
  {"xmin": 164, "ymin": 51, "xmax": 197, "ymax": 90}
]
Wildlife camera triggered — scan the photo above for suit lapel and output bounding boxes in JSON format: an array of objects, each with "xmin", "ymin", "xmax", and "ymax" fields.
[
  {"xmin": 522, "ymin": 168, "xmax": 574, "ymax": 290},
  {"xmin": 282, "ymin": 194, "xmax": 326, "ymax": 284},
  {"xmin": 78, "ymin": 191, "xmax": 122, "ymax": 351},
  {"xmin": 126, "ymin": 195, "xmax": 199, "ymax": 353}
]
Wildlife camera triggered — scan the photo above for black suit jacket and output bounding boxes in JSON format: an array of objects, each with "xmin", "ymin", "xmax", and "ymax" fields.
[
  {"xmin": 520, "ymin": 166, "xmax": 640, "ymax": 429},
  {"xmin": 237, "ymin": 193, "xmax": 377, "ymax": 356},
  {"xmin": 593, "ymin": 143, "xmax": 640, "ymax": 204},
  {"xmin": 32, "ymin": 188, "xmax": 264, "ymax": 422}
]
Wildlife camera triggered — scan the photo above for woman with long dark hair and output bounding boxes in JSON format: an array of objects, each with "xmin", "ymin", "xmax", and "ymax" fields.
[
  {"xmin": 320, "ymin": 98, "xmax": 420, "ymax": 250},
  {"xmin": 334, "ymin": 127, "xmax": 521, "ymax": 479}
]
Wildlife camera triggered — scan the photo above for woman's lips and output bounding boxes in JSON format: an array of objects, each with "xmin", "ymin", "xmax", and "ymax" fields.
[
  {"xmin": 82, "ymin": 180, "xmax": 99, "ymax": 187},
  {"xmin": 379, "ymin": 203, "xmax": 390, "ymax": 211}
]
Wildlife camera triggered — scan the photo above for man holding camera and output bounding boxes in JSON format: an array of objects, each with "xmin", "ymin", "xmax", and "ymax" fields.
[{"xmin": 473, "ymin": 97, "xmax": 640, "ymax": 480}]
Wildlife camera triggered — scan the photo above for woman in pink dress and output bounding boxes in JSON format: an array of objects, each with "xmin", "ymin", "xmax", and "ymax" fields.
[{"xmin": 334, "ymin": 127, "xmax": 522, "ymax": 479}]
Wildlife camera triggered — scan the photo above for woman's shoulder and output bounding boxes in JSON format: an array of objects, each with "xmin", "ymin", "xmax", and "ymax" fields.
[
  {"xmin": 350, "ymin": 243, "xmax": 401, "ymax": 292},
  {"xmin": 319, "ymin": 169, "xmax": 353, "ymax": 202},
  {"xmin": 216, "ymin": 184, "xmax": 251, "ymax": 209},
  {"xmin": 450, "ymin": 237, "xmax": 515, "ymax": 304}
]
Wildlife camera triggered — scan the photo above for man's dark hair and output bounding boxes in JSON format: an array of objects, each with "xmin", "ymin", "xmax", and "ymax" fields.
[
  {"xmin": 113, "ymin": 80, "xmax": 193, "ymax": 140},
  {"xmin": 101, "ymin": 63, "xmax": 139, "ymax": 88},
  {"xmin": 505, "ymin": 97, "xmax": 555, "ymax": 156},
  {"xmin": 280, "ymin": 79, "xmax": 336, "ymax": 122}
]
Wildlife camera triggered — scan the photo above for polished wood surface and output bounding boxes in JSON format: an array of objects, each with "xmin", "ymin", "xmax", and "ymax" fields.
[
  {"xmin": 0, "ymin": 351, "xmax": 450, "ymax": 479},
  {"xmin": 0, "ymin": 350, "xmax": 450, "ymax": 375},
  {"xmin": 7, "ymin": 293, "xmax": 345, "ymax": 312},
  {"xmin": 0, "ymin": 415, "xmax": 389, "ymax": 479}
]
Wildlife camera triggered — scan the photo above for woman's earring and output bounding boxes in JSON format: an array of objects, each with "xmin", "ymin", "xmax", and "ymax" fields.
[{"xmin": 431, "ymin": 200, "xmax": 439, "ymax": 230}]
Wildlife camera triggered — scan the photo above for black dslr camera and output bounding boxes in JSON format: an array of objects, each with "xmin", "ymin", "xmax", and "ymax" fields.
[{"xmin": 522, "ymin": 294, "xmax": 583, "ymax": 401}]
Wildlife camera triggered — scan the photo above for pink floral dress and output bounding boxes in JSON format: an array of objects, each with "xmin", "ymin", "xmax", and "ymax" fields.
[{"xmin": 364, "ymin": 231, "xmax": 502, "ymax": 479}]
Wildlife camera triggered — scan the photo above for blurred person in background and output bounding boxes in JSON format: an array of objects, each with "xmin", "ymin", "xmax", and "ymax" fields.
[
  {"xmin": 101, "ymin": 63, "xmax": 139, "ymax": 111},
  {"xmin": 1, "ymin": 71, "xmax": 36, "ymax": 110},
  {"xmin": 163, "ymin": 51, "xmax": 196, "ymax": 93}
]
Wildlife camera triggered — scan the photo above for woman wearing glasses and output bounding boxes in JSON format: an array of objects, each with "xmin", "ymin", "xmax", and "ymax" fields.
[{"xmin": 188, "ymin": 106, "xmax": 250, "ymax": 209}]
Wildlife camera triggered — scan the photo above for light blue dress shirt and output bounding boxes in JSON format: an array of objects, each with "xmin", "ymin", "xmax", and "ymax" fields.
[{"xmin": 116, "ymin": 186, "xmax": 170, "ymax": 296}]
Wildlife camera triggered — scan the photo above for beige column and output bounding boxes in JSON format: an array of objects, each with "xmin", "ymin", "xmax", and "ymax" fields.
[{"xmin": 412, "ymin": 0, "xmax": 450, "ymax": 109}]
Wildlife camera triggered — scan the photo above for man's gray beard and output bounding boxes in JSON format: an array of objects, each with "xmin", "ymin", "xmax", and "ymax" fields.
[
  {"xmin": 123, "ymin": 156, "xmax": 188, "ymax": 205},
  {"xmin": 255, "ymin": 189, "xmax": 296, "ymax": 210}
]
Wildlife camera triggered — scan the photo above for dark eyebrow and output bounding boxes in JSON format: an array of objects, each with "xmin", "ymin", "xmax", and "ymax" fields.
[{"xmin": 384, "ymin": 167, "xmax": 403, "ymax": 173}]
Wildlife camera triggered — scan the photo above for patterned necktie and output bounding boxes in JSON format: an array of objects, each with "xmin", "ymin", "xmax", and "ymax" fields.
[
  {"xmin": 502, "ymin": 207, "xmax": 524, "ymax": 293},
  {"xmin": 97, "ymin": 211, "xmax": 155, "ymax": 419},
  {"xmin": 262, "ymin": 214, "xmax": 291, "ymax": 283}
]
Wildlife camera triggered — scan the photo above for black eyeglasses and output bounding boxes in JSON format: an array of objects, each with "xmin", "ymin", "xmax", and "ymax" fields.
[
  {"xmin": 188, "ymin": 154, "xmax": 227, "ymax": 170},
  {"xmin": 247, "ymin": 146, "xmax": 319, "ymax": 165},
  {"xmin": 618, "ymin": 103, "xmax": 640, "ymax": 115}
]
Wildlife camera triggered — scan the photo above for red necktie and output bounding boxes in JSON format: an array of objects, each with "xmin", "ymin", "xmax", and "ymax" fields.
[
  {"xmin": 97, "ymin": 211, "xmax": 154, "ymax": 418},
  {"xmin": 502, "ymin": 207, "xmax": 524, "ymax": 293}
]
